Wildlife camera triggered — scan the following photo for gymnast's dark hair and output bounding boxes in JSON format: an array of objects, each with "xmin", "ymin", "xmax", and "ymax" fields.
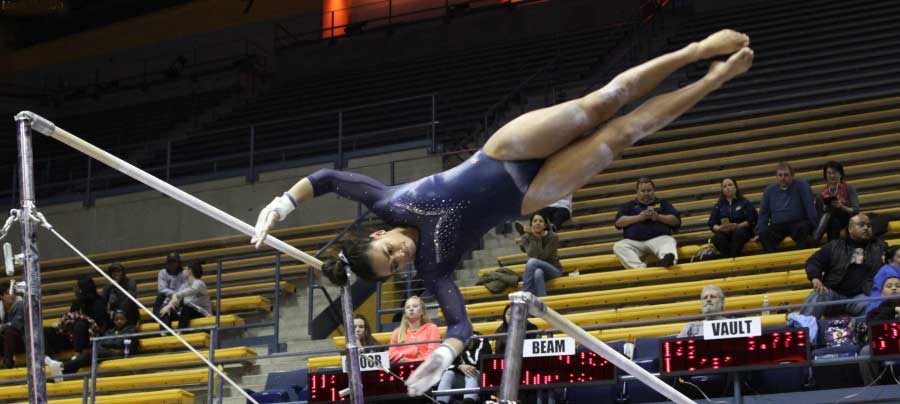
[{"xmin": 321, "ymin": 235, "xmax": 386, "ymax": 286}]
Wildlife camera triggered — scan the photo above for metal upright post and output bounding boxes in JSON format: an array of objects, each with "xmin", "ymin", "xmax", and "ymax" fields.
[
  {"xmin": 89, "ymin": 339, "xmax": 99, "ymax": 404},
  {"xmin": 341, "ymin": 266, "xmax": 364, "ymax": 404},
  {"xmin": 14, "ymin": 112, "xmax": 49, "ymax": 404},
  {"xmin": 273, "ymin": 253, "xmax": 282, "ymax": 352},
  {"xmin": 498, "ymin": 292, "xmax": 529, "ymax": 403}
]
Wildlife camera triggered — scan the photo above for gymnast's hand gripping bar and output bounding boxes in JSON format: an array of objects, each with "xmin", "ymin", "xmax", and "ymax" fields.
[{"xmin": 15, "ymin": 111, "xmax": 323, "ymax": 270}]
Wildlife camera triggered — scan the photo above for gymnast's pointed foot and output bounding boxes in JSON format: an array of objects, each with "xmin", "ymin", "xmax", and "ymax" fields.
[
  {"xmin": 696, "ymin": 29, "xmax": 750, "ymax": 60},
  {"xmin": 708, "ymin": 47, "xmax": 754, "ymax": 83}
]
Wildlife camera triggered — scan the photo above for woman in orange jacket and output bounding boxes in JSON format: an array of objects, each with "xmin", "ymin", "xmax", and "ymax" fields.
[{"xmin": 389, "ymin": 296, "xmax": 440, "ymax": 363}]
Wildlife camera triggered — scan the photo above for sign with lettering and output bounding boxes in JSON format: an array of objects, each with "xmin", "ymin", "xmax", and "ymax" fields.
[
  {"xmin": 341, "ymin": 351, "xmax": 390, "ymax": 373},
  {"xmin": 523, "ymin": 337, "xmax": 575, "ymax": 357},
  {"xmin": 703, "ymin": 317, "xmax": 761, "ymax": 340}
]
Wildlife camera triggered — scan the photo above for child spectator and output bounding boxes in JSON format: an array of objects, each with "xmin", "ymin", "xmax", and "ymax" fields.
[{"xmin": 97, "ymin": 310, "xmax": 139, "ymax": 359}]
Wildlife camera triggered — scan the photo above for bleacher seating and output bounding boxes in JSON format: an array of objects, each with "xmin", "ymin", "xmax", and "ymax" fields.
[
  {"xmin": 0, "ymin": 218, "xmax": 353, "ymax": 402},
  {"xmin": 6, "ymin": 0, "xmax": 900, "ymax": 401},
  {"xmin": 313, "ymin": 2, "xmax": 900, "ymax": 401}
]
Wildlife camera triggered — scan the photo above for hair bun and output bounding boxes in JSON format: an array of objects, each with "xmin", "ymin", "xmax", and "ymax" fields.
[{"xmin": 322, "ymin": 258, "xmax": 349, "ymax": 287}]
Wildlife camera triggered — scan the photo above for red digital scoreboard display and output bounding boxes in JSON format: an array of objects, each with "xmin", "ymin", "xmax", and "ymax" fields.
[
  {"xmin": 660, "ymin": 328, "xmax": 809, "ymax": 376},
  {"xmin": 869, "ymin": 321, "xmax": 900, "ymax": 359},
  {"xmin": 307, "ymin": 351, "xmax": 616, "ymax": 403},
  {"xmin": 308, "ymin": 362, "xmax": 421, "ymax": 403},
  {"xmin": 479, "ymin": 350, "xmax": 616, "ymax": 389}
]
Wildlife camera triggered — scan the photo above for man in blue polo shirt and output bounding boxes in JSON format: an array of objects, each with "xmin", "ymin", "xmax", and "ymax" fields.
[
  {"xmin": 613, "ymin": 177, "xmax": 682, "ymax": 268},
  {"xmin": 756, "ymin": 162, "xmax": 818, "ymax": 252}
]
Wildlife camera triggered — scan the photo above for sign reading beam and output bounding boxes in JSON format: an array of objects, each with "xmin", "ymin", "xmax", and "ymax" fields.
[
  {"xmin": 524, "ymin": 337, "xmax": 575, "ymax": 357},
  {"xmin": 342, "ymin": 351, "xmax": 390, "ymax": 372},
  {"xmin": 703, "ymin": 317, "xmax": 761, "ymax": 340}
]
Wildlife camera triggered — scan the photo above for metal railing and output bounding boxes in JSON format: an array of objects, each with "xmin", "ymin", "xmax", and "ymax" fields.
[{"xmin": 1, "ymin": 93, "xmax": 439, "ymax": 207}]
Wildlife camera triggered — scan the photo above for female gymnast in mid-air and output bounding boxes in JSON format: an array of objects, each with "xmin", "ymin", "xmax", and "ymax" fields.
[{"xmin": 251, "ymin": 30, "xmax": 753, "ymax": 396}]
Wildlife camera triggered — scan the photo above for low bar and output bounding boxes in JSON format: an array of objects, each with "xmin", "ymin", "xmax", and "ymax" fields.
[{"xmin": 512, "ymin": 292, "xmax": 696, "ymax": 404}]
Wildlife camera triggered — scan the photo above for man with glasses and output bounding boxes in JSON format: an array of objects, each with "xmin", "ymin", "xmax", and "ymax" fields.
[{"xmin": 800, "ymin": 214, "xmax": 887, "ymax": 317}]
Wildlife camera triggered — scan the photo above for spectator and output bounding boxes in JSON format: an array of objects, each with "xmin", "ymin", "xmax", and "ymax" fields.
[
  {"xmin": 437, "ymin": 332, "xmax": 492, "ymax": 404},
  {"xmin": 388, "ymin": 296, "xmax": 440, "ymax": 363},
  {"xmin": 102, "ymin": 262, "xmax": 139, "ymax": 325},
  {"xmin": 153, "ymin": 252, "xmax": 187, "ymax": 316},
  {"xmin": 71, "ymin": 276, "xmax": 110, "ymax": 330},
  {"xmin": 537, "ymin": 194, "xmax": 574, "ymax": 232},
  {"xmin": 860, "ymin": 260, "xmax": 900, "ymax": 384},
  {"xmin": 800, "ymin": 214, "xmax": 886, "ymax": 318},
  {"xmin": 97, "ymin": 310, "xmax": 138, "ymax": 359},
  {"xmin": 756, "ymin": 162, "xmax": 818, "ymax": 252},
  {"xmin": 45, "ymin": 278, "xmax": 107, "ymax": 375},
  {"xmin": 678, "ymin": 285, "xmax": 726, "ymax": 338},
  {"xmin": 518, "ymin": 213, "xmax": 562, "ymax": 297},
  {"xmin": 494, "ymin": 303, "xmax": 539, "ymax": 354},
  {"xmin": 352, "ymin": 314, "xmax": 382, "ymax": 351},
  {"xmin": 708, "ymin": 178, "xmax": 757, "ymax": 258},
  {"xmin": 613, "ymin": 177, "xmax": 682, "ymax": 268},
  {"xmin": 160, "ymin": 262, "xmax": 211, "ymax": 329},
  {"xmin": 813, "ymin": 161, "xmax": 860, "ymax": 242},
  {"xmin": 0, "ymin": 284, "xmax": 24, "ymax": 369},
  {"xmin": 865, "ymin": 246, "xmax": 900, "ymax": 314}
]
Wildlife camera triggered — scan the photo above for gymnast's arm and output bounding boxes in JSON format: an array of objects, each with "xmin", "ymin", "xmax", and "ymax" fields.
[
  {"xmin": 252, "ymin": 168, "xmax": 389, "ymax": 247},
  {"xmin": 429, "ymin": 274, "xmax": 470, "ymax": 354}
]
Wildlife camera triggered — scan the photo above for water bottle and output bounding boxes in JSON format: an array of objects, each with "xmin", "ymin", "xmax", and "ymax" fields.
[
  {"xmin": 123, "ymin": 339, "xmax": 132, "ymax": 358},
  {"xmin": 762, "ymin": 295, "xmax": 770, "ymax": 316}
]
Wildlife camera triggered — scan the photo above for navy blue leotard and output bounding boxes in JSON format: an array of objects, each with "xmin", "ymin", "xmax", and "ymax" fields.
[{"xmin": 307, "ymin": 149, "xmax": 543, "ymax": 343}]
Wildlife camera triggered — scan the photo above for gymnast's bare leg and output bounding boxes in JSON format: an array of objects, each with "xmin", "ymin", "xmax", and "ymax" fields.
[
  {"xmin": 522, "ymin": 47, "xmax": 754, "ymax": 213},
  {"xmin": 483, "ymin": 29, "xmax": 749, "ymax": 162}
]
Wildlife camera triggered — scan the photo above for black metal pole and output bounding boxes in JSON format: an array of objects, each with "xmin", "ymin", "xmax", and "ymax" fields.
[{"xmin": 14, "ymin": 112, "xmax": 49, "ymax": 404}]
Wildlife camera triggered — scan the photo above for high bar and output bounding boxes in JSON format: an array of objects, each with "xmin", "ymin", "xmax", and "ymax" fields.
[{"xmin": 14, "ymin": 111, "xmax": 323, "ymax": 270}]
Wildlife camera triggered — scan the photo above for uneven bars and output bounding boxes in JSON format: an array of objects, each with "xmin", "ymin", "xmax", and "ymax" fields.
[
  {"xmin": 503, "ymin": 292, "xmax": 696, "ymax": 404},
  {"xmin": 16, "ymin": 111, "xmax": 322, "ymax": 270}
]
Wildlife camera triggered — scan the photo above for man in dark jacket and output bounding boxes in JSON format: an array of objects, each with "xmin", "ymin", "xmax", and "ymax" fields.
[
  {"xmin": 0, "ymin": 287, "xmax": 25, "ymax": 369},
  {"xmin": 800, "ymin": 214, "xmax": 886, "ymax": 317}
]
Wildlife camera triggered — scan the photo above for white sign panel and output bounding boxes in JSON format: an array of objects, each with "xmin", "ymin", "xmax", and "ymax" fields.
[
  {"xmin": 703, "ymin": 317, "xmax": 762, "ymax": 340},
  {"xmin": 523, "ymin": 337, "xmax": 576, "ymax": 357},
  {"xmin": 342, "ymin": 351, "xmax": 390, "ymax": 373}
]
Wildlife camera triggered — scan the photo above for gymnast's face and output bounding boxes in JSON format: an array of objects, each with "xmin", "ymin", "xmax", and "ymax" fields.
[{"xmin": 368, "ymin": 228, "xmax": 417, "ymax": 279}]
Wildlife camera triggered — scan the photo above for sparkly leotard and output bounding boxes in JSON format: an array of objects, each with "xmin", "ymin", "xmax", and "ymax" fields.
[{"xmin": 307, "ymin": 149, "xmax": 543, "ymax": 342}]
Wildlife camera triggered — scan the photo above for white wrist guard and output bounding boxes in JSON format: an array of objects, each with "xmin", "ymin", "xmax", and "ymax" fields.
[{"xmin": 266, "ymin": 192, "xmax": 297, "ymax": 222}]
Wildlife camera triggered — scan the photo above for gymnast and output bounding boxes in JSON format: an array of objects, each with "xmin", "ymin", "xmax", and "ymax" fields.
[{"xmin": 252, "ymin": 30, "xmax": 753, "ymax": 396}]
